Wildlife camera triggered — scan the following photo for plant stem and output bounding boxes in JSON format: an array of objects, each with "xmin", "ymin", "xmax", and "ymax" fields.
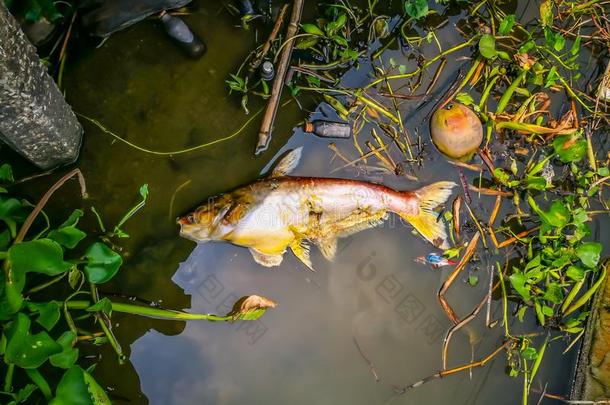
[
  {"xmin": 496, "ymin": 69, "xmax": 527, "ymax": 115},
  {"xmin": 4, "ymin": 363, "xmax": 14, "ymax": 392},
  {"xmin": 365, "ymin": 37, "xmax": 478, "ymax": 89},
  {"xmin": 66, "ymin": 300, "xmax": 231, "ymax": 321}
]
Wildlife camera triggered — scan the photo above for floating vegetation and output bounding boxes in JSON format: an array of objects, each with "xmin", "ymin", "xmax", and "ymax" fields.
[
  {"xmin": 225, "ymin": 0, "xmax": 609, "ymax": 402},
  {"xmin": 0, "ymin": 164, "xmax": 275, "ymax": 404}
]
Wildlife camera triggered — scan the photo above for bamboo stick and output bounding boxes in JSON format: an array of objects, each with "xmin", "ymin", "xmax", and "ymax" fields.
[{"xmin": 255, "ymin": 0, "xmax": 304, "ymax": 154}]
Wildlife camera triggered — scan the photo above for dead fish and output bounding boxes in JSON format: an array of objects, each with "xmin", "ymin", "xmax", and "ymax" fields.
[{"xmin": 178, "ymin": 148, "xmax": 456, "ymax": 270}]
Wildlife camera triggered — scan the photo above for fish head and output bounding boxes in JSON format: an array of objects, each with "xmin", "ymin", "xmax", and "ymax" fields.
[{"xmin": 177, "ymin": 197, "xmax": 233, "ymax": 242}]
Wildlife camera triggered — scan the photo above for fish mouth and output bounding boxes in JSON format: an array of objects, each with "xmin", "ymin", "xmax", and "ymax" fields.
[{"xmin": 178, "ymin": 223, "xmax": 210, "ymax": 243}]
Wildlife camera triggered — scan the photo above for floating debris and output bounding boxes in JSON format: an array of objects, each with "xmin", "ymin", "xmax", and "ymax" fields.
[{"xmin": 415, "ymin": 253, "xmax": 458, "ymax": 268}]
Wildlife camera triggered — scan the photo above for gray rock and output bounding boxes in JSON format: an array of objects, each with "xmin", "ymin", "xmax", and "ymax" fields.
[{"xmin": 0, "ymin": 3, "xmax": 82, "ymax": 169}]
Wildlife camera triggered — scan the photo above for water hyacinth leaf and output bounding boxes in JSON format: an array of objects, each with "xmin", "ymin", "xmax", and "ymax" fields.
[
  {"xmin": 4, "ymin": 313, "xmax": 62, "ymax": 368},
  {"xmin": 83, "ymin": 242, "xmax": 122, "ymax": 284},
  {"xmin": 326, "ymin": 13, "xmax": 347, "ymax": 34},
  {"xmin": 0, "ymin": 228, "xmax": 11, "ymax": 250},
  {"xmin": 48, "ymin": 209, "xmax": 86, "ymax": 248},
  {"xmin": 9, "ymin": 239, "xmax": 72, "ymax": 276},
  {"xmin": 509, "ymin": 272, "xmax": 531, "ymax": 301},
  {"xmin": 301, "ymin": 23, "xmax": 324, "ymax": 36},
  {"xmin": 0, "ymin": 163, "xmax": 14, "ymax": 182},
  {"xmin": 48, "ymin": 227, "xmax": 86, "ymax": 249},
  {"xmin": 479, "ymin": 34, "xmax": 497, "ymax": 59},
  {"xmin": 576, "ymin": 242, "xmax": 602, "ymax": 268},
  {"xmin": 50, "ymin": 331, "xmax": 79, "ymax": 369},
  {"xmin": 0, "ymin": 196, "xmax": 29, "ymax": 237},
  {"xmin": 296, "ymin": 37, "xmax": 319, "ymax": 50},
  {"xmin": 226, "ymin": 295, "xmax": 277, "ymax": 320},
  {"xmin": 86, "ymin": 297, "xmax": 113, "ymax": 316},
  {"xmin": 26, "ymin": 301, "xmax": 61, "ymax": 331},
  {"xmin": 12, "ymin": 384, "xmax": 37, "ymax": 403},
  {"xmin": 50, "ymin": 366, "xmax": 111, "ymax": 405},
  {"xmin": 525, "ymin": 176, "xmax": 547, "ymax": 190},
  {"xmin": 553, "ymin": 134, "xmax": 587, "ymax": 163},
  {"xmin": 0, "ymin": 269, "xmax": 25, "ymax": 320},
  {"xmin": 543, "ymin": 283, "xmax": 564, "ymax": 304},
  {"xmin": 498, "ymin": 15, "xmax": 515, "ymax": 35},
  {"xmin": 404, "ymin": 0, "xmax": 428, "ymax": 19},
  {"xmin": 522, "ymin": 346, "xmax": 538, "ymax": 361},
  {"xmin": 566, "ymin": 265, "xmax": 585, "ymax": 282}
]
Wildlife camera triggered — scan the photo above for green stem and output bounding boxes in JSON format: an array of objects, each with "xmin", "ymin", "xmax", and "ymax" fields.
[
  {"xmin": 25, "ymin": 273, "xmax": 66, "ymax": 296},
  {"xmin": 497, "ymin": 262, "xmax": 510, "ymax": 337},
  {"xmin": 25, "ymin": 369, "xmax": 52, "ymax": 400},
  {"xmin": 496, "ymin": 69, "xmax": 527, "ymax": 114},
  {"xmin": 365, "ymin": 36, "xmax": 479, "ymax": 89},
  {"xmin": 4, "ymin": 363, "xmax": 14, "ymax": 392},
  {"xmin": 563, "ymin": 264, "xmax": 607, "ymax": 317},
  {"xmin": 66, "ymin": 300, "xmax": 231, "ymax": 321}
]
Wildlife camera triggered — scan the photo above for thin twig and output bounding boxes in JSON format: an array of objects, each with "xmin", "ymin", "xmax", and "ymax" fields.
[
  {"xmin": 15, "ymin": 169, "xmax": 87, "ymax": 243},
  {"xmin": 438, "ymin": 232, "xmax": 481, "ymax": 325},
  {"xmin": 353, "ymin": 336, "xmax": 380, "ymax": 382}
]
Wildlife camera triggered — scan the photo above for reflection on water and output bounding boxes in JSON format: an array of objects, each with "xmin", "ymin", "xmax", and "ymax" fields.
[{"xmin": 41, "ymin": 0, "xmax": 589, "ymax": 403}]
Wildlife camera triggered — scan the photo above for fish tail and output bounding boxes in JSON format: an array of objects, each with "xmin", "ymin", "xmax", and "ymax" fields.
[{"xmin": 398, "ymin": 181, "xmax": 456, "ymax": 249}]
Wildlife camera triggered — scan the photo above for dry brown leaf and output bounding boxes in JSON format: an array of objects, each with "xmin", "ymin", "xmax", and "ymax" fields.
[{"xmin": 227, "ymin": 295, "xmax": 277, "ymax": 318}]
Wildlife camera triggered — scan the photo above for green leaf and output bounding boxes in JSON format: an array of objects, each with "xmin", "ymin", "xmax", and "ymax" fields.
[
  {"xmin": 0, "ymin": 267, "xmax": 25, "ymax": 320},
  {"xmin": 139, "ymin": 184, "xmax": 149, "ymax": 200},
  {"xmin": 525, "ymin": 176, "xmax": 547, "ymax": 190},
  {"xmin": 50, "ymin": 366, "xmax": 111, "ymax": 405},
  {"xmin": 570, "ymin": 35, "xmax": 581, "ymax": 56},
  {"xmin": 9, "ymin": 239, "xmax": 72, "ymax": 276},
  {"xmin": 331, "ymin": 35, "xmax": 348, "ymax": 47},
  {"xmin": 509, "ymin": 272, "xmax": 531, "ymax": 301},
  {"xmin": 566, "ymin": 265, "xmax": 585, "ymax": 281},
  {"xmin": 4, "ymin": 313, "xmax": 62, "ymax": 368},
  {"xmin": 0, "ymin": 196, "xmax": 29, "ymax": 237},
  {"xmin": 0, "ymin": 163, "xmax": 14, "ymax": 183},
  {"xmin": 86, "ymin": 297, "xmax": 113, "ymax": 316},
  {"xmin": 528, "ymin": 196, "xmax": 570, "ymax": 228},
  {"xmin": 26, "ymin": 301, "xmax": 61, "ymax": 331},
  {"xmin": 13, "ymin": 384, "xmax": 37, "ymax": 403},
  {"xmin": 553, "ymin": 133, "xmax": 587, "ymax": 163},
  {"xmin": 576, "ymin": 242, "xmax": 602, "ymax": 268},
  {"xmin": 522, "ymin": 346, "xmax": 538, "ymax": 360},
  {"xmin": 301, "ymin": 23, "xmax": 324, "ymax": 36},
  {"xmin": 295, "ymin": 37, "xmax": 319, "ymax": 50},
  {"xmin": 48, "ymin": 227, "xmax": 86, "ymax": 249},
  {"xmin": 404, "ymin": 0, "xmax": 428, "ymax": 19},
  {"xmin": 542, "ymin": 283, "xmax": 564, "ymax": 304},
  {"xmin": 83, "ymin": 242, "xmax": 122, "ymax": 284},
  {"xmin": 498, "ymin": 15, "xmax": 515, "ymax": 35},
  {"xmin": 493, "ymin": 167, "xmax": 511, "ymax": 186},
  {"xmin": 326, "ymin": 13, "xmax": 347, "ymax": 34},
  {"xmin": 545, "ymin": 66, "xmax": 560, "ymax": 88},
  {"xmin": 50, "ymin": 331, "xmax": 79, "ymax": 369},
  {"xmin": 479, "ymin": 34, "xmax": 497, "ymax": 59},
  {"xmin": 0, "ymin": 228, "xmax": 11, "ymax": 250}
]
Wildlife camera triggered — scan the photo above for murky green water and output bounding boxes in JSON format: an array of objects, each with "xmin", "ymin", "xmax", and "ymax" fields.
[{"xmin": 7, "ymin": 0, "xmax": 607, "ymax": 403}]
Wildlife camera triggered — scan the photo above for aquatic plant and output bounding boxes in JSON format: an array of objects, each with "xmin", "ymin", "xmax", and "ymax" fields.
[{"xmin": 0, "ymin": 165, "xmax": 275, "ymax": 404}]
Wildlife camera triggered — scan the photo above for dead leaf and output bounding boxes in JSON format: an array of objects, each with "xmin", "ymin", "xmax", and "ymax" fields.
[{"xmin": 227, "ymin": 295, "xmax": 277, "ymax": 320}]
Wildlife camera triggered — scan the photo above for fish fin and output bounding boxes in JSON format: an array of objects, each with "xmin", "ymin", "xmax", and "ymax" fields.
[
  {"xmin": 249, "ymin": 248, "xmax": 284, "ymax": 267},
  {"xmin": 316, "ymin": 237, "xmax": 337, "ymax": 261},
  {"xmin": 335, "ymin": 211, "xmax": 387, "ymax": 238},
  {"xmin": 290, "ymin": 239, "xmax": 314, "ymax": 271},
  {"xmin": 399, "ymin": 181, "xmax": 456, "ymax": 249},
  {"xmin": 270, "ymin": 147, "xmax": 302, "ymax": 178}
]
